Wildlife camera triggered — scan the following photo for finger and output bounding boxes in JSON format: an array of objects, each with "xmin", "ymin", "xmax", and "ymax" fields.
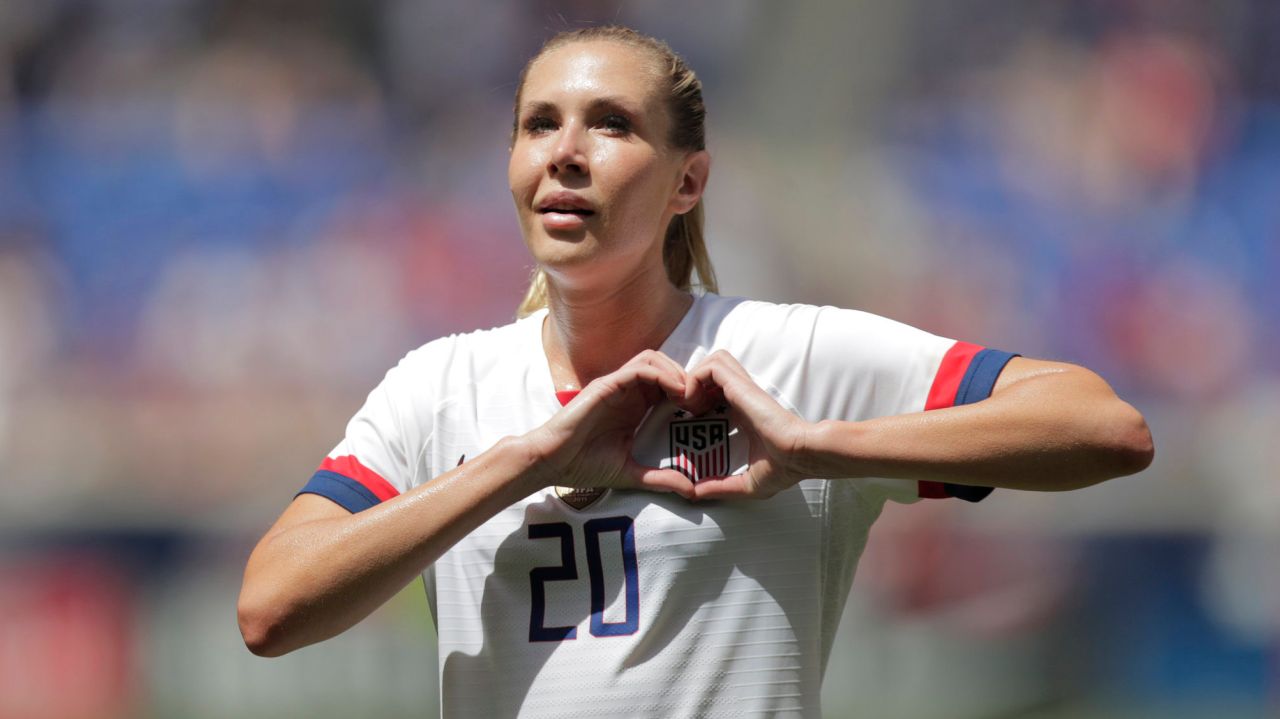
[
  {"xmin": 681, "ymin": 367, "xmax": 725, "ymax": 416},
  {"xmin": 688, "ymin": 352, "xmax": 754, "ymax": 401},
  {"xmin": 625, "ymin": 350, "xmax": 688, "ymax": 394},
  {"xmin": 706, "ymin": 349, "xmax": 750, "ymax": 374},
  {"xmin": 625, "ymin": 459, "xmax": 696, "ymax": 500},
  {"xmin": 581, "ymin": 364, "xmax": 680, "ymax": 410},
  {"xmin": 615, "ymin": 360, "xmax": 688, "ymax": 402},
  {"xmin": 684, "ymin": 351, "xmax": 746, "ymax": 413},
  {"xmin": 690, "ymin": 473, "xmax": 754, "ymax": 500},
  {"xmin": 647, "ymin": 352, "xmax": 693, "ymax": 405},
  {"xmin": 689, "ymin": 355, "xmax": 776, "ymax": 423},
  {"xmin": 636, "ymin": 349, "xmax": 688, "ymax": 387}
]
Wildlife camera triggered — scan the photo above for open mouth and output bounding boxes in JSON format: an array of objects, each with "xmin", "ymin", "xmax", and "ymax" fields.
[{"xmin": 539, "ymin": 207, "xmax": 594, "ymax": 217}]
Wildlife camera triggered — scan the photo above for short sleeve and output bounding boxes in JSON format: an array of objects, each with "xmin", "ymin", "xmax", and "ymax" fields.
[
  {"xmin": 782, "ymin": 306, "xmax": 1016, "ymax": 504},
  {"xmin": 913, "ymin": 341, "xmax": 1018, "ymax": 503},
  {"xmin": 297, "ymin": 356, "xmax": 432, "ymax": 513}
]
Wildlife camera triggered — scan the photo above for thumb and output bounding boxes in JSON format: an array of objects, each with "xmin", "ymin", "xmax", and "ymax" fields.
[{"xmin": 625, "ymin": 458, "xmax": 696, "ymax": 500}]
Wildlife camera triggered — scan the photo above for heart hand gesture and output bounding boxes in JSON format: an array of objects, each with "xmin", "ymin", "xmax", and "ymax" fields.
[
  {"xmin": 684, "ymin": 350, "xmax": 815, "ymax": 500},
  {"xmin": 524, "ymin": 348, "xmax": 816, "ymax": 502},
  {"xmin": 525, "ymin": 350, "xmax": 706, "ymax": 499}
]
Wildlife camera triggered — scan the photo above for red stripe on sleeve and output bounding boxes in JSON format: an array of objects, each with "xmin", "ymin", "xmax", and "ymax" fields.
[
  {"xmin": 919, "ymin": 341, "xmax": 983, "ymax": 499},
  {"xmin": 924, "ymin": 341, "xmax": 982, "ymax": 411},
  {"xmin": 917, "ymin": 481, "xmax": 949, "ymax": 499},
  {"xmin": 318, "ymin": 455, "xmax": 400, "ymax": 502}
]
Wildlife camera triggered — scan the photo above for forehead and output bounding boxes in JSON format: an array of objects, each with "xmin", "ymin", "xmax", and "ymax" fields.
[{"xmin": 521, "ymin": 40, "xmax": 662, "ymax": 108}]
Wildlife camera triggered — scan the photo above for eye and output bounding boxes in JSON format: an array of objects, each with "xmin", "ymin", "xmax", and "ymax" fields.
[
  {"xmin": 599, "ymin": 113, "xmax": 631, "ymax": 134},
  {"xmin": 523, "ymin": 115, "xmax": 556, "ymax": 135}
]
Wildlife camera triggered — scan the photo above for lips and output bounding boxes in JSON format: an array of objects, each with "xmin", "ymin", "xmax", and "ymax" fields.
[{"xmin": 537, "ymin": 192, "xmax": 596, "ymax": 217}]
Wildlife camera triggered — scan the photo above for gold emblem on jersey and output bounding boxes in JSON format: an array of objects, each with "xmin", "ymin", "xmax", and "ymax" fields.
[{"xmin": 554, "ymin": 486, "xmax": 607, "ymax": 510}]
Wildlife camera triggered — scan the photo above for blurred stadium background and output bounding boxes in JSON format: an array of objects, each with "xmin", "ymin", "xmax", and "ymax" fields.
[{"xmin": 0, "ymin": 0, "xmax": 1277, "ymax": 717}]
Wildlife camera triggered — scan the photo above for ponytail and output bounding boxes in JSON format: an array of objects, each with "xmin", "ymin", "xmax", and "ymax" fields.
[
  {"xmin": 663, "ymin": 200, "xmax": 717, "ymax": 295},
  {"xmin": 516, "ymin": 266, "xmax": 550, "ymax": 319}
]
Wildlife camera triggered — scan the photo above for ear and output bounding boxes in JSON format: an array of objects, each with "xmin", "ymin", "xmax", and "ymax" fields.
[{"xmin": 670, "ymin": 150, "xmax": 710, "ymax": 215}]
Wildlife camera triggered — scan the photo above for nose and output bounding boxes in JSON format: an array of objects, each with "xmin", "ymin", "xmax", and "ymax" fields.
[{"xmin": 548, "ymin": 121, "xmax": 588, "ymax": 177}]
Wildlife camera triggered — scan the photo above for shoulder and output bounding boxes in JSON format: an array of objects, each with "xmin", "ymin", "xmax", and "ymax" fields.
[
  {"xmin": 360, "ymin": 312, "xmax": 540, "ymax": 433},
  {"xmin": 374, "ymin": 313, "xmax": 541, "ymax": 410},
  {"xmin": 685, "ymin": 294, "xmax": 817, "ymax": 343},
  {"xmin": 689, "ymin": 294, "xmax": 957, "ymax": 420},
  {"xmin": 395, "ymin": 313, "xmax": 538, "ymax": 378},
  {"xmin": 691, "ymin": 294, "xmax": 940, "ymax": 357}
]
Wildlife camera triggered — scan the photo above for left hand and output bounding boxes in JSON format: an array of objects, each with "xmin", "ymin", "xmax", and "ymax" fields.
[{"xmin": 683, "ymin": 350, "xmax": 814, "ymax": 500}]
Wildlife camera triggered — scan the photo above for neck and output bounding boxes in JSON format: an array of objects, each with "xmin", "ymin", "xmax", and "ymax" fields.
[{"xmin": 542, "ymin": 264, "xmax": 693, "ymax": 390}]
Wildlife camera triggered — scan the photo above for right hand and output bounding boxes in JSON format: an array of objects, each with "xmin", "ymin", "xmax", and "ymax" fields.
[{"xmin": 525, "ymin": 350, "xmax": 707, "ymax": 499}]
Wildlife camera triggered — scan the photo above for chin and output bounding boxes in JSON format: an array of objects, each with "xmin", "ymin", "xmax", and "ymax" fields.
[
  {"xmin": 539, "ymin": 252, "xmax": 604, "ymax": 283},
  {"xmin": 528, "ymin": 230, "xmax": 599, "ymax": 266},
  {"xmin": 539, "ymin": 246, "xmax": 629, "ymax": 293}
]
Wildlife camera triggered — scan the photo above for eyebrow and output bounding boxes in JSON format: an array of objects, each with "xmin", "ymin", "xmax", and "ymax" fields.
[
  {"xmin": 519, "ymin": 100, "xmax": 557, "ymax": 118},
  {"xmin": 518, "ymin": 96, "xmax": 643, "ymax": 118}
]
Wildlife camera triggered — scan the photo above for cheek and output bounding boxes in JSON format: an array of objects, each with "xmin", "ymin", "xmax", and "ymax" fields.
[
  {"xmin": 508, "ymin": 146, "xmax": 543, "ymax": 197},
  {"xmin": 506, "ymin": 162, "xmax": 526, "ymax": 199},
  {"xmin": 601, "ymin": 153, "xmax": 671, "ymax": 218}
]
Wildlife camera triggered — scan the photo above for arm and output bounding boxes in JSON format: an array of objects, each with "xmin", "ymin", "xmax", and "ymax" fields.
[
  {"xmin": 806, "ymin": 356, "xmax": 1154, "ymax": 490},
  {"xmin": 238, "ymin": 437, "xmax": 544, "ymax": 657},
  {"xmin": 685, "ymin": 351, "xmax": 1154, "ymax": 500},
  {"xmin": 238, "ymin": 350, "xmax": 696, "ymax": 657}
]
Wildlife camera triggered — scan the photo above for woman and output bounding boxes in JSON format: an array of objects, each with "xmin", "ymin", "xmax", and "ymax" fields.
[{"xmin": 238, "ymin": 26, "xmax": 1153, "ymax": 717}]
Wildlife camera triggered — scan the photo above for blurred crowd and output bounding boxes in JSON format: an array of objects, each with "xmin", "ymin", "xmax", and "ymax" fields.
[{"xmin": 0, "ymin": 0, "xmax": 1276, "ymax": 717}]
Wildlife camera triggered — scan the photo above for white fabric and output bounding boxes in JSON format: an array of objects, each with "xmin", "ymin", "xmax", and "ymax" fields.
[{"xmin": 333, "ymin": 294, "xmax": 960, "ymax": 718}]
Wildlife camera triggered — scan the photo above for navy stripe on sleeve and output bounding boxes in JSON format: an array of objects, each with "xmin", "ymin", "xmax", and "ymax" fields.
[
  {"xmin": 297, "ymin": 470, "xmax": 382, "ymax": 513},
  {"xmin": 955, "ymin": 349, "xmax": 1018, "ymax": 407},
  {"xmin": 944, "ymin": 349, "xmax": 1019, "ymax": 503},
  {"xmin": 944, "ymin": 483, "xmax": 996, "ymax": 502}
]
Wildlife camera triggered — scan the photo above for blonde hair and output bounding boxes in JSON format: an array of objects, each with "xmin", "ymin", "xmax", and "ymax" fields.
[{"xmin": 513, "ymin": 26, "xmax": 718, "ymax": 318}]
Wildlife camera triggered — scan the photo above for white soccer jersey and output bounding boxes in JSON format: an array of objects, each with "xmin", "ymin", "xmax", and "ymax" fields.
[{"xmin": 299, "ymin": 294, "xmax": 1015, "ymax": 718}]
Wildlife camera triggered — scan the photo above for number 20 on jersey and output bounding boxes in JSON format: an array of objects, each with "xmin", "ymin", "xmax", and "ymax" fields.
[{"xmin": 528, "ymin": 516, "xmax": 639, "ymax": 641}]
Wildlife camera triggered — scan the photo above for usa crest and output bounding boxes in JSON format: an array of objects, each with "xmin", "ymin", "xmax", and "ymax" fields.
[{"xmin": 668, "ymin": 418, "xmax": 730, "ymax": 482}]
